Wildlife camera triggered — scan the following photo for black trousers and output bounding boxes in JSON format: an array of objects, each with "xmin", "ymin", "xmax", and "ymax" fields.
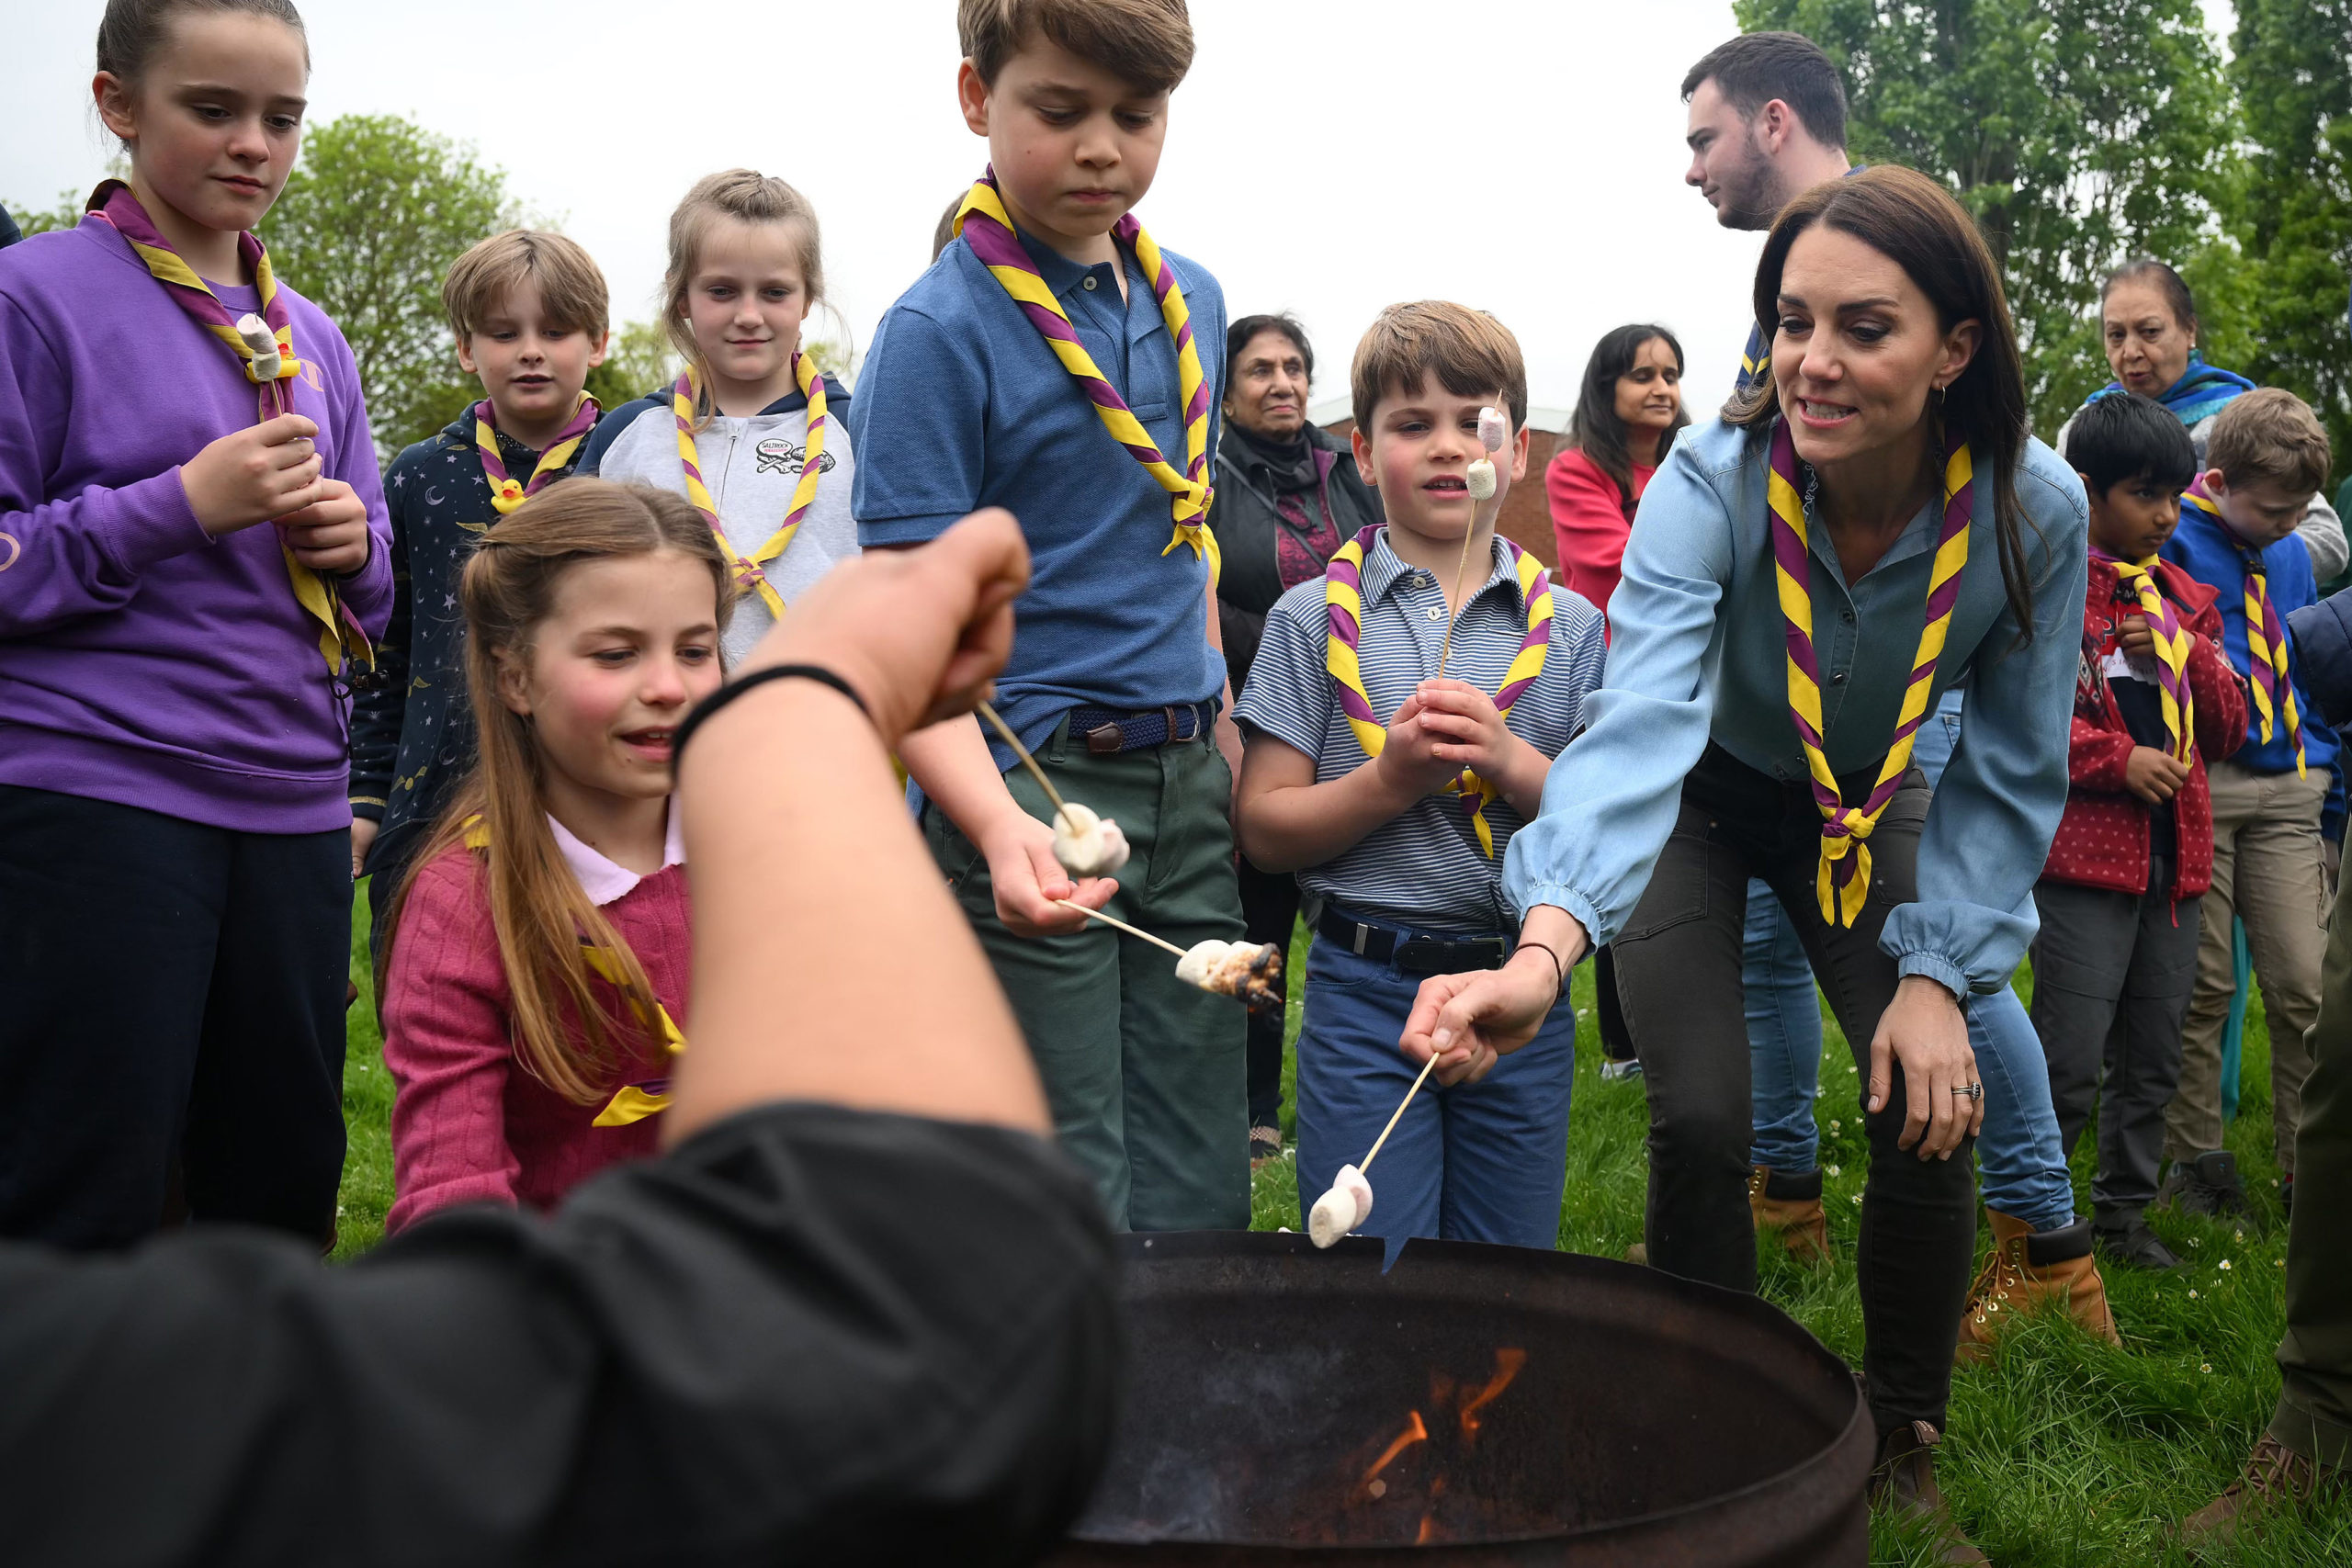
[
  {"xmin": 2030, "ymin": 867, "xmax": 2200, "ymax": 1225},
  {"xmin": 1237, "ymin": 853, "xmax": 1299, "ymax": 1130},
  {"xmin": 1593, "ymin": 945, "xmax": 1636, "ymax": 1062},
  {"xmin": 0, "ymin": 784, "xmax": 350, "ymax": 1250},
  {"xmin": 1611, "ymin": 746, "xmax": 1976, "ymax": 1437}
]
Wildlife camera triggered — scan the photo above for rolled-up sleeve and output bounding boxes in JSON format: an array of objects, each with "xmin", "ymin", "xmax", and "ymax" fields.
[
  {"xmin": 1503, "ymin": 440, "xmax": 1732, "ymax": 943},
  {"xmin": 1884, "ymin": 463, "xmax": 2089, "ymax": 996}
]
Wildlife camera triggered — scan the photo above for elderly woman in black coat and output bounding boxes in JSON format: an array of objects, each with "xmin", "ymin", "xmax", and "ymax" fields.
[{"xmin": 1208, "ymin": 312, "xmax": 1383, "ymax": 1162}]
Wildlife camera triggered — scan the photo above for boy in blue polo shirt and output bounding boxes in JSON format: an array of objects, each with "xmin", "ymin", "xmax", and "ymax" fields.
[
  {"xmin": 849, "ymin": 0, "xmax": 1245, "ymax": 1231},
  {"xmin": 1234, "ymin": 303, "xmax": 1607, "ymax": 1247},
  {"xmin": 2160, "ymin": 388, "xmax": 2340, "ymax": 1216}
]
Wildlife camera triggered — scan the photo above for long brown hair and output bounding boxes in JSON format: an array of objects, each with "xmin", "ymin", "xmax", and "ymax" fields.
[
  {"xmin": 1729, "ymin": 165, "xmax": 2037, "ymax": 643},
  {"xmin": 390, "ymin": 480, "xmax": 734, "ymax": 1105},
  {"xmin": 1569, "ymin": 323, "xmax": 1689, "ymax": 523},
  {"xmin": 662, "ymin": 169, "xmax": 825, "ymax": 430}
]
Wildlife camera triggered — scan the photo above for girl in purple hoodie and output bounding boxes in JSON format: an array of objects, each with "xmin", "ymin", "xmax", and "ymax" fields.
[{"xmin": 0, "ymin": 0, "xmax": 392, "ymax": 1249}]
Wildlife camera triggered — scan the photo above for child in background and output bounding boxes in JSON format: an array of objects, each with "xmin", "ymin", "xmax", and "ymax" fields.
[
  {"xmin": 851, "ymin": 0, "xmax": 1247, "ymax": 1230},
  {"xmin": 0, "ymin": 0, "xmax": 390, "ymax": 1249},
  {"xmin": 379, "ymin": 481, "xmax": 727, "ymax": 1233},
  {"xmin": 582, "ymin": 170, "xmax": 856, "ymax": 667},
  {"xmin": 2032, "ymin": 393, "xmax": 2245, "ymax": 1272},
  {"xmin": 352, "ymin": 230, "xmax": 610, "ymax": 968},
  {"xmin": 2161, "ymin": 387, "xmax": 2340, "ymax": 1216},
  {"xmin": 1234, "ymin": 303, "xmax": 1606, "ymax": 1247}
]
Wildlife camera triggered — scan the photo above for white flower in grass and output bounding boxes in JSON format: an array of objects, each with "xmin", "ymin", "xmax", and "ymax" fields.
[
  {"xmin": 2220, "ymin": 1259, "xmax": 2232, "ymax": 1270},
  {"xmin": 2201, "ymin": 1362, "xmax": 2213, "ymax": 1373},
  {"xmin": 1850, "ymin": 1193, "xmax": 1864, "ymax": 1206},
  {"xmin": 1829, "ymin": 1120, "xmax": 1842, "ymax": 1134},
  {"xmin": 1826, "ymin": 1164, "xmax": 1842, "ymax": 1178},
  {"xmin": 2189, "ymin": 1289, "xmax": 2199, "ymax": 1298}
]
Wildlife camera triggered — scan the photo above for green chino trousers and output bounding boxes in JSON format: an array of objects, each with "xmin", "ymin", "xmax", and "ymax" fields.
[
  {"xmin": 2273, "ymin": 855, "xmax": 2352, "ymax": 1468},
  {"xmin": 924, "ymin": 718, "xmax": 1250, "ymax": 1232}
]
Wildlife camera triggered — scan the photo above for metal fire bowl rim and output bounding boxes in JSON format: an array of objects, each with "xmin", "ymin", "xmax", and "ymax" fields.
[{"xmin": 1100, "ymin": 1228, "xmax": 1874, "ymax": 1548}]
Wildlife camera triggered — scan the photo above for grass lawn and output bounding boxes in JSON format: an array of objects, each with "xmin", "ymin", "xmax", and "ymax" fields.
[{"xmin": 337, "ymin": 890, "xmax": 2351, "ymax": 1563}]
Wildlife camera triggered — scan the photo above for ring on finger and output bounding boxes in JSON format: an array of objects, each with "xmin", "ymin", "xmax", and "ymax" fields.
[{"xmin": 1949, "ymin": 1081, "xmax": 1984, "ymax": 1100}]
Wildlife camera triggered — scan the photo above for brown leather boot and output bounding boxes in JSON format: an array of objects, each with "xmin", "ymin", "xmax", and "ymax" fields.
[
  {"xmin": 2180, "ymin": 1435, "xmax": 2347, "ymax": 1556},
  {"xmin": 1954, "ymin": 1211, "xmax": 2120, "ymax": 1365},
  {"xmin": 1871, "ymin": 1420, "xmax": 1989, "ymax": 1566},
  {"xmin": 1748, "ymin": 1165, "xmax": 1832, "ymax": 1265}
]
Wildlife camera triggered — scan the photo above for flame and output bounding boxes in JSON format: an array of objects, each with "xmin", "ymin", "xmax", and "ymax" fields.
[
  {"xmin": 1359, "ymin": 1410, "xmax": 1429, "ymax": 1494},
  {"xmin": 1456, "ymin": 1348, "xmax": 1528, "ymax": 1443},
  {"xmin": 1416, "ymin": 1515, "xmax": 1436, "ymax": 1544}
]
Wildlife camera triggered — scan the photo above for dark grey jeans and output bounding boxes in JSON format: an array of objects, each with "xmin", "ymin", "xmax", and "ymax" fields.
[
  {"xmin": 2030, "ymin": 867, "xmax": 2201, "ymax": 1226},
  {"xmin": 1611, "ymin": 745, "xmax": 1976, "ymax": 1438}
]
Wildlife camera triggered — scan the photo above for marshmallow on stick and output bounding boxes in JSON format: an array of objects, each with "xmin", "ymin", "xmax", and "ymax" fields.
[
  {"xmin": 234, "ymin": 312, "xmax": 282, "ymax": 383},
  {"xmin": 1307, "ymin": 1163, "xmax": 1374, "ymax": 1247},
  {"xmin": 1051, "ymin": 802, "xmax": 1131, "ymax": 877},
  {"xmin": 1437, "ymin": 403, "xmax": 1509, "ymax": 677},
  {"xmin": 1174, "ymin": 938, "xmax": 1285, "ymax": 1013}
]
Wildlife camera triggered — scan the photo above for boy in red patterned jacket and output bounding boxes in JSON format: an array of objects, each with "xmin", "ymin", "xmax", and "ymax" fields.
[{"xmin": 2034, "ymin": 393, "xmax": 2247, "ymax": 1271}]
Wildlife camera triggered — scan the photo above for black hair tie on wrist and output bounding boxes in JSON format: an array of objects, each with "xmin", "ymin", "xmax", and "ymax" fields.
[{"xmin": 671, "ymin": 663, "xmax": 870, "ymax": 772}]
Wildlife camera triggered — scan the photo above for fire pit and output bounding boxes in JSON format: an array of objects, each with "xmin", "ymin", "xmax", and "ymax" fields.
[{"xmin": 1052, "ymin": 1231, "xmax": 1871, "ymax": 1566}]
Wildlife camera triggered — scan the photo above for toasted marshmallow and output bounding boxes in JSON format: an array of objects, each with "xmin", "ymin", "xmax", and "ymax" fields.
[
  {"xmin": 1175, "ymin": 939, "xmax": 1233, "ymax": 990},
  {"xmin": 235, "ymin": 313, "xmax": 281, "ymax": 382},
  {"xmin": 1466, "ymin": 458, "xmax": 1497, "ymax": 501},
  {"xmin": 1307, "ymin": 1163, "xmax": 1375, "ymax": 1248},
  {"xmin": 1052, "ymin": 803, "xmax": 1130, "ymax": 877},
  {"xmin": 1478, "ymin": 406, "xmax": 1509, "ymax": 453}
]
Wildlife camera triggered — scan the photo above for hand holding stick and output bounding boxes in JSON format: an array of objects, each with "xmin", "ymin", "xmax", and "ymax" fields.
[{"xmin": 978, "ymin": 701, "xmax": 1130, "ymax": 875}]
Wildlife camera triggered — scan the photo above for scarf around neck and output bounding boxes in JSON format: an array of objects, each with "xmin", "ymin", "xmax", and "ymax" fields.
[
  {"xmin": 1769, "ymin": 418, "xmax": 1973, "ymax": 927},
  {"xmin": 86, "ymin": 179, "xmax": 370, "ymax": 682},
  {"xmin": 2093, "ymin": 550, "xmax": 2195, "ymax": 762},
  {"xmin": 1227, "ymin": 420, "xmax": 1319, "ymax": 493},
  {"xmin": 2086, "ymin": 354, "xmax": 2256, "ymax": 429},
  {"xmin": 477, "ymin": 393, "xmax": 599, "ymax": 515},
  {"xmin": 952, "ymin": 168, "xmax": 1218, "ymax": 583},
  {"xmin": 2183, "ymin": 483, "xmax": 2306, "ymax": 774},
  {"xmin": 670, "ymin": 357, "xmax": 829, "ymax": 619}
]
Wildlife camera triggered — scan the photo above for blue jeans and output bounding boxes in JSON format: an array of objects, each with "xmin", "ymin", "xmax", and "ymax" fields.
[
  {"xmin": 1748, "ymin": 689, "xmax": 2078, "ymax": 1232},
  {"xmin": 1295, "ymin": 932, "xmax": 1575, "ymax": 1248}
]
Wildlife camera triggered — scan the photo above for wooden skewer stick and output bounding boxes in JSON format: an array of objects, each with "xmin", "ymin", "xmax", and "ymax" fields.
[
  {"xmin": 1435, "ymin": 510, "xmax": 1483, "ymax": 680},
  {"xmin": 1360, "ymin": 1049, "xmax": 1445, "ymax": 1175},
  {"xmin": 1053, "ymin": 897, "xmax": 1188, "ymax": 959},
  {"xmin": 977, "ymin": 700, "xmax": 1076, "ymax": 827}
]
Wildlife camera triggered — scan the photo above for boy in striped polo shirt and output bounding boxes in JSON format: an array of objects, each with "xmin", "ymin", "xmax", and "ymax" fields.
[{"xmin": 1233, "ymin": 303, "xmax": 1607, "ymax": 1247}]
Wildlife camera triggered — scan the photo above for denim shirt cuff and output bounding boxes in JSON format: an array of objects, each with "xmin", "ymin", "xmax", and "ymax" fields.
[
  {"xmin": 1894, "ymin": 952, "xmax": 1970, "ymax": 1001},
  {"xmin": 1509, "ymin": 882, "xmax": 1606, "ymax": 949}
]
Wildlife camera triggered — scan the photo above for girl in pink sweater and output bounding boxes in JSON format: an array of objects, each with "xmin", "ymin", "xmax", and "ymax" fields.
[{"xmin": 380, "ymin": 480, "xmax": 730, "ymax": 1233}]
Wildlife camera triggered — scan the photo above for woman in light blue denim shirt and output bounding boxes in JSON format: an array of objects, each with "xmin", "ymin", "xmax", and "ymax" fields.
[{"xmin": 1400, "ymin": 168, "xmax": 2088, "ymax": 1545}]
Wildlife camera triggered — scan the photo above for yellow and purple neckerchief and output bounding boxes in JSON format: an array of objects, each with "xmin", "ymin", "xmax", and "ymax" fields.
[
  {"xmin": 462, "ymin": 817, "xmax": 684, "ymax": 1127},
  {"xmin": 2184, "ymin": 484, "xmax": 2305, "ymax": 775},
  {"xmin": 1769, "ymin": 418, "xmax": 1972, "ymax": 927},
  {"xmin": 88, "ymin": 179, "xmax": 371, "ymax": 681},
  {"xmin": 951, "ymin": 168, "xmax": 1219, "ymax": 584},
  {"xmin": 2093, "ymin": 548, "xmax": 2195, "ymax": 763},
  {"xmin": 1324, "ymin": 525, "xmax": 1552, "ymax": 857},
  {"xmin": 671, "ymin": 357, "xmax": 826, "ymax": 618},
  {"xmin": 476, "ymin": 393, "xmax": 598, "ymax": 516}
]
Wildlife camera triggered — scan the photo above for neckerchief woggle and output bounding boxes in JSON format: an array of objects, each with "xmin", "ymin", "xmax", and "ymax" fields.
[
  {"xmin": 672, "ymin": 357, "xmax": 826, "ymax": 618},
  {"xmin": 1325, "ymin": 525, "xmax": 1551, "ymax": 857},
  {"xmin": 477, "ymin": 393, "xmax": 599, "ymax": 515},
  {"xmin": 1770, "ymin": 418, "xmax": 1973, "ymax": 927},
  {"xmin": 2183, "ymin": 484, "xmax": 2306, "ymax": 775},
  {"xmin": 87, "ymin": 180, "xmax": 371, "ymax": 681},
  {"xmin": 951, "ymin": 169, "xmax": 1219, "ymax": 586},
  {"xmin": 461, "ymin": 817, "xmax": 683, "ymax": 1126},
  {"xmin": 2092, "ymin": 549, "xmax": 2196, "ymax": 763}
]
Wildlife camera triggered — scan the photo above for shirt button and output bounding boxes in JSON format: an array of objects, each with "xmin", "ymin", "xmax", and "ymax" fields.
[
  {"xmin": 1082, "ymin": 276, "xmax": 1099, "ymax": 291},
  {"xmin": 1840, "ymin": 608, "xmax": 1855, "ymax": 624},
  {"xmin": 1832, "ymin": 671, "xmax": 1849, "ymax": 685},
  {"xmin": 1427, "ymin": 606, "xmax": 1444, "ymax": 622}
]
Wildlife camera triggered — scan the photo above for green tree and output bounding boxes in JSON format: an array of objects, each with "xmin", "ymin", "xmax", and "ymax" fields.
[
  {"xmin": 2226, "ymin": 0, "xmax": 2352, "ymax": 488},
  {"xmin": 1735, "ymin": 0, "xmax": 2237, "ymax": 434},
  {"xmin": 259, "ymin": 114, "xmax": 518, "ymax": 463},
  {"xmin": 13, "ymin": 189, "xmax": 89, "ymax": 238},
  {"xmin": 582, "ymin": 319, "xmax": 679, "ymax": 412}
]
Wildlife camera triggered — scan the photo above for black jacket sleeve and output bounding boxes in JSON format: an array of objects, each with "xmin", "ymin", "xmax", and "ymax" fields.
[
  {"xmin": 349, "ymin": 451, "xmax": 419, "ymax": 827},
  {"xmin": 0, "ymin": 1105, "xmax": 1119, "ymax": 1568},
  {"xmin": 2289, "ymin": 591, "xmax": 2352, "ymax": 731}
]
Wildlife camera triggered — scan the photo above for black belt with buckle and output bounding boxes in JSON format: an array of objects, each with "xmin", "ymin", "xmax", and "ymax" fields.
[
  {"xmin": 1069, "ymin": 702, "xmax": 1212, "ymax": 755},
  {"xmin": 1317, "ymin": 909, "xmax": 1510, "ymax": 975}
]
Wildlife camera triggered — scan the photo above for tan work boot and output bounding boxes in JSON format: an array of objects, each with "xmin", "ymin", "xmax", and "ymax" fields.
[
  {"xmin": 1871, "ymin": 1420, "xmax": 1989, "ymax": 1565},
  {"xmin": 1954, "ymin": 1210, "xmax": 2120, "ymax": 1366},
  {"xmin": 2180, "ymin": 1435, "xmax": 2347, "ymax": 1556},
  {"xmin": 1748, "ymin": 1165, "xmax": 1832, "ymax": 1265}
]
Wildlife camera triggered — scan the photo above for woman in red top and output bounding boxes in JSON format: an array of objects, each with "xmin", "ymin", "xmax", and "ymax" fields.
[{"xmin": 1546, "ymin": 324, "xmax": 1689, "ymax": 618}]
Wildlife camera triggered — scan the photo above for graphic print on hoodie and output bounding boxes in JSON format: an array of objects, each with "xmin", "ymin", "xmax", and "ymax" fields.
[{"xmin": 579, "ymin": 377, "xmax": 856, "ymax": 666}]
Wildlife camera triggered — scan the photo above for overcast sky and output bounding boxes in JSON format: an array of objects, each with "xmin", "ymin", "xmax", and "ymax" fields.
[{"xmin": 5, "ymin": 0, "xmax": 2240, "ymax": 424}]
